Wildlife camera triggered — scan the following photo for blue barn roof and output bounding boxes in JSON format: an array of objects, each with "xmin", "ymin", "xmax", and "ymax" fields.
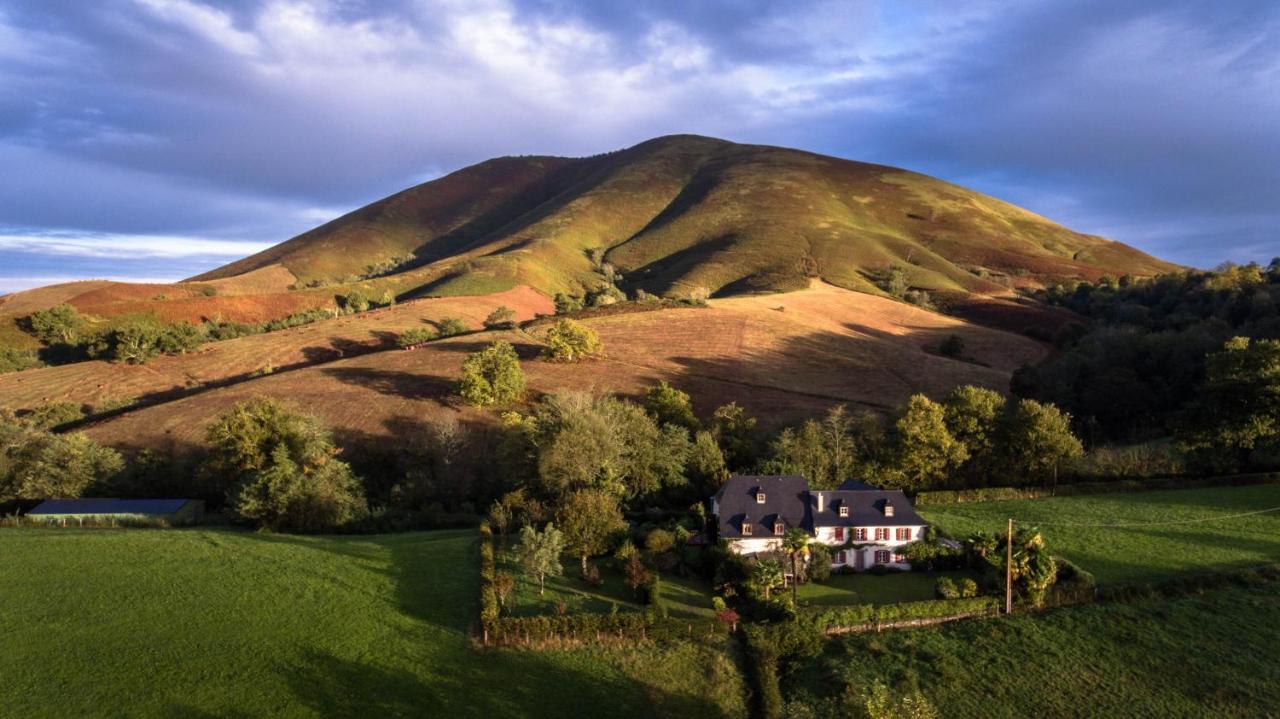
[{"xmin": 29, "ymin": 499, "xmax": 194, "ymax": 515}]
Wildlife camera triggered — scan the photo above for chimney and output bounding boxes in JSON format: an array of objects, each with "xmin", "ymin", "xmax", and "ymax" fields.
[{"xmin": 815, "ymin": 492, "xmax": 824, "ymax": 513}]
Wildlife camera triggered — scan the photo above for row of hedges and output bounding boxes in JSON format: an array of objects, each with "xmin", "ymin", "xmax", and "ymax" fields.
[
  {"xmin": 914, "ymin": 472, "xmax": 1280, "ymax": 505},
  {"xmin": 1099, "ymin": 563, "xmax": 1280, "ymax": 603},
  {"xmin": 799, "ymin": 596, "xmax": 1000, "ymax": 633}
]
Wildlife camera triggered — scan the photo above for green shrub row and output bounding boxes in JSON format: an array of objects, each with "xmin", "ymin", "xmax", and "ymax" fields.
[
  {"xmin": 914, "ymin": 472, "xmax": 1280, "ymax": 505},
  {"xmin": 478, "ymin": 522, "xmax": 501, "ymax": 641},
  {"xmin": 741, "ymin": 625, "xmax": 786, "ymax": 719},
  {"xmin": 799, "ymin": 596, "xmax": 999, "ymax": 632},
  {"xmin": 1099, "ymin": 563, "xmax": 1280, "ymax": 603}
]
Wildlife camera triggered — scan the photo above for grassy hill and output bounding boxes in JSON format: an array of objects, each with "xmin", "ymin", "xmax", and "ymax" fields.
[
  {"xmin": 193, "ymin": 135, "xmax": 1175, "ymax": 301},
  {"xmin": 0, "ymin": 528, "xmax": 746, "ymax": 718},
  {"xmin": 67, "ymin": 282, "xmax": 1047, "ymax": 454}
]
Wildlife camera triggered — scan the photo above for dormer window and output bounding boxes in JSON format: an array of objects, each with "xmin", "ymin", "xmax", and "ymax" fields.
[
  {"xmin": 884, "ymin": 503, "xmax": 895, "ymax": 517},
  {"xmin": 773, "ymin": 521, "xmax": 785, "ymax": 536},
  {"xmin": 742, "ymin": 522, "xmax": 752, "ymax": 536},
  {"xmin": 839, "ymin": 506, "xmax": 849, "ymax": 517},
  {"xmin": 756, "ymin": 492, "xmax": 766, "ymax": 504}
]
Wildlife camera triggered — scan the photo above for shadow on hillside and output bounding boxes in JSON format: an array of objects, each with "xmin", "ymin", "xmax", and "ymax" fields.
[{"xmin": 321, "ymin": 367, "xmax": 458, "ymax": 402}]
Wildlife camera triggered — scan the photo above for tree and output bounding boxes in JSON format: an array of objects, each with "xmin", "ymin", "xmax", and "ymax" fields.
[
  {"xmin": 1177, "ymin": 337, "xmax": 1280, "ymax": 471},
  {"xmin": 397, "ymin": 327, "xmax": 437, "ymax": 347},
  {"xmin": 230, "ymin": 444, "xmax": 368, "ymax": 532},
  {"xmin": 493, "ymin": 571, "xmax": 515, "ymax": 613},
  {"xmin": 943, "ymin": 385, "xmax": 1006, "ymax": 486},
  {"xmin": 340, "ymin": 290, "xmax": 370, "ymax": 313},
  {"xmin": 687, "ymin": 430, "xmax": 729, "ymax": 494},
  {"xmin": 556, "ymin": 488, "xmax": 626, "ymax": 575},
  {"xmin": 516, "ymin": 523, "xmax": 565, "ymax": 596},
  {"xmin": 624, "ymin": 552, "xmax": 652, "ymax": 597},
  {"xmin": 24, "ymin": 304, "xmax": 84, "ymax": 344},
  {"xmin": 968, "ymin": 526, "xmax": 1058, "ymax": 606},
  {"xmin": 542, "ymin": 319, "xmax": 602, "ymax": 362},
  {"xmin": 0, "ymin": 423, "xmax": 123, "ymax": 503},
  {"xmin": 436, "ymin": 318, "xmax": 468, "ymax": 336},
  {"xmin": 782, "ymin": 528, "xmax": 810, "ymax": 602},
  {"xmin": 711, "ymin": 402, "xmax": 759, "ymax": 470},
  {"xmin": 458, "ymin": 341, "xmax": 526, "ymax": 406},
  {"xmin": 644, "ymin": 381, "xmax": 699, "ymax": 431},
  {"xmin": 1000, "ymin": 399, "xmax": 1084, "ymax": 485},
  {"xmin": 554, "ymin": 293, "xmax": 583, "ymax": 314},
  {"xmin": 484, "ymin": 306, "xmax": 516, "ymax": 329},
  {"xmin": 887, "ymin": 395, "xmax": 968, "ymax": 489},
  {"xmin": 23, "ymin": 402, "xmax": 85, "ymax": 430},
  {"xmin": 206, "ymin": 398, "xmax": 367, "ymax": 529},
  {"xmin": 749, "ymin": 558, "xmax": 785, "ymax": 600}
]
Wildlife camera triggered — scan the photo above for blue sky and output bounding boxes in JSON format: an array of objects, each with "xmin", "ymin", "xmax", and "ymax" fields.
[{"xmin": 0, "ymin": 0, "xmax": 1276, "ymax": 293}]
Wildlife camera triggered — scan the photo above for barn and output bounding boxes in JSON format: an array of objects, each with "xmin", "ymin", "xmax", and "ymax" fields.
[{"xmin": 27, "ymin": 499, "xmax": 204, "ymax": 526}]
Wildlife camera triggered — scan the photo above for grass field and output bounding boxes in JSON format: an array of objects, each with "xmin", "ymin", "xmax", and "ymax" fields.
[
  {"xmin": 922, "ymin": 484, "xmax": 1280, "ymax": 584},
  {"xmin": 783, "ymin": 581, "xmax": 1280, "ymax": 717},
  {"xmin": 796, "ymin": 570, "xmax": 979, "ymax": 606},
  {"xmin": 502, "ymin": 550, "xmax": 715, "ymax": 620},
  {"xmin": 76, "ymin": 281, "xmax": 1047, "ymax": 456},
  {"xmin": 0, "ymin": 528, "xmax": 746, "ymax": 718}
]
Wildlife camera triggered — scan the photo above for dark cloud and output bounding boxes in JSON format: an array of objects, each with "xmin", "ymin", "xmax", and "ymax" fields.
[{"xmin": 0, "ymin": 0, "xmax": 1275, "ymax": 290}]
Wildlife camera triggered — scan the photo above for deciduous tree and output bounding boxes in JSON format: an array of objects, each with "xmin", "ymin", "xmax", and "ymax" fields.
[
  {"xmin": 458, "ymin": 340, "xmax": 526, "ymax": 406},
  {"xmin": 556, "ymin": 488, "xmax": 626, "ymax": 575},
  {"xmin": 516, "ymin": 523, "xmax": 565, "ymax": 596}
]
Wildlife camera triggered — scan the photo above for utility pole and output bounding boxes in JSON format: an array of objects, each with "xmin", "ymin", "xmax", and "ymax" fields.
[{"xmin": 1006, "ymin": 518, "xmax": 1014, "ymax": 615}]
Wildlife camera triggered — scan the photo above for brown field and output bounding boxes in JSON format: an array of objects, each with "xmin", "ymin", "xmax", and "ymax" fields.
[
  {"xmin": 76, "ymin": 282, "xmax": 1045, "ymax": 453},
  {"xmin": 0, "ymin": 286, "xmax": 552, "ymax": 412}
]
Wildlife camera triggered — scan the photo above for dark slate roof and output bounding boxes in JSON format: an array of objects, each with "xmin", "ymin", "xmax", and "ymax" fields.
[
  {"xmin": 29, "ymin": 499, "xmax": 194, "ymax": 516},
  {"xmin": 810, "ymin": 489, "xmax": 927, "ymax": 528},
  {"xmin": 714, "ymin": 475, "xmax": 811, "ymax": 539}
]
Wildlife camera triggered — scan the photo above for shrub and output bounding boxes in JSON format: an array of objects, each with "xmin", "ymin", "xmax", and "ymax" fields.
[
  {"xmin": 483, "ymin": 306, "xmax": 516, "ymax": 329},
  {"xmin": 553, "ymin": 293, "xmax": 583, "ymax": 314},
  {"xmin": 396, "ymin": 327, "xmax": 437, "ymax": 347},
  {"xmin": 23, "ymin": 402, "xmax": 86, "ymax": 430},
  {"xmin": 339, "ymin": 290, "xmax": 370, "ymax": 313},
  {"xmin": 0, "ymin": 348, "xmax": 42, "ymax": 374},
  {"xmin": 542, "ymin": 319, "xmax": 602, "ymax": 362},
  {"xmin": 959, "ymin": 578, "xmax": 980, "ymax": 598},
  {"xmin": 229, "ymin": 445, "xmax": 368, "ymax": 532},
  {"xmin": 457, "ymin": 341, "xmax": 526, "ymax": 406},
  {"xmin": 437, "ymin": 318, "xmax": 468, "ymax": 337},
  {"xmin": 935, "ymin": 577, "xmax": 959, "ymax": 599},
  {"xmin": 940, "ymin": 334, "xmax": 965, "ymax": 358},
  {"xmin": 23, "ymin": 305, "xmax": 84, "ymax": 344}
]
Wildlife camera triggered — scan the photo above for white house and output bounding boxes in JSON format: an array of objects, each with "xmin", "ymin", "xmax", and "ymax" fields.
[{"xmin": 711, "ymin": 476, "xmax": 928, "ymax": 571}]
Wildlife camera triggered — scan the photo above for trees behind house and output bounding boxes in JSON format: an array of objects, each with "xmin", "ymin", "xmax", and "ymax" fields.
[
  {"xmin": 458, "ymin": 341, "xmax": 526, "ymax": 407},
  {"xmin": 205, "ymin": 397, "xmax": 367, "ymax": 531}
]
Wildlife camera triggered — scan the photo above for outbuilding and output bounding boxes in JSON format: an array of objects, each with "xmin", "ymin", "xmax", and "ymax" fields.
[{"xmin": 27, "ymin": 499, "xmax": 204, "ymax": 526}]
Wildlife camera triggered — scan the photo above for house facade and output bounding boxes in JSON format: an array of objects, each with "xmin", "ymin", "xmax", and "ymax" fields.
[{"xmin": 711, "ymin": 475, "xmax": 928, "ymax": 571}]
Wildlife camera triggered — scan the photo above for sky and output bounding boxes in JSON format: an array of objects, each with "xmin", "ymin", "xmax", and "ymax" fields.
[{"xmin": 0, "ymin": 0, "xmax": 1276, "ymax": 293}]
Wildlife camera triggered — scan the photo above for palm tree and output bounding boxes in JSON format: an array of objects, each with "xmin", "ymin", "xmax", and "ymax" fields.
[
  {"xmin": 750, "ymin": 558, "xmax": 784, "ymax": 600},
  {"xmin": 782, "ymin": 528, "xmax": 811, "ymax": 602}
]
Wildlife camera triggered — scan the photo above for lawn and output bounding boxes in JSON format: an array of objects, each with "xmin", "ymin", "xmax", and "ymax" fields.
[
  {"xmin": 796, "ymin": 570, "xmax": 979, "ymax": 606},
  {"xmin": 783, "ymin": 581, "xmax": 1280, "ymax": 717},
  {"xmin": 921, "ymin": 483, "xmax": 1280, "ymax": 584},
  {"xmin": 0, "ymin": 528, "xmax": 746, "ymax": 718},
  {"xmin": 501, "ymin": 550, "xmax": 715, "ymax": 620}
]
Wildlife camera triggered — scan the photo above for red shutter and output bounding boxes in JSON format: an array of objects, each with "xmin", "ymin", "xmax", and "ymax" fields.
[{"xmin": 835, "ymin": 527, "xmax": 844, "ymax": 541}]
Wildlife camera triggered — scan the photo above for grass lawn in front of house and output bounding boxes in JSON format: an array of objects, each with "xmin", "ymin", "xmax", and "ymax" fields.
[{"xmin": 795, "ymin": 569, "xmax": 980, "ymax": 606}]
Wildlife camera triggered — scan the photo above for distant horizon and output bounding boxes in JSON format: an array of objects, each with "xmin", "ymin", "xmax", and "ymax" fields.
[{"xmin": 2, "ymin": 1, "xmax": 1277, "ymax": 292}]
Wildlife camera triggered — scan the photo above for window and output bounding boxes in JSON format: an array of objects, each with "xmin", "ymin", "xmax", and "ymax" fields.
[
  {"xmin": 875, "ymin": 528, "xmax": 889, "ymax": 541},
  {"xmin": 895, "ymin": 528, "xmax": 910, "ymax": 541},
  {"xmin": 838, "ymin": 506, "xmax": 849, "ymax": 517},
  {"xmin": 774, "ymin": 522, "xmax": 785, "ymax": 536},
  {"xmin": 884, "ymin": 503, "xmax": 895, "ymax": 517},
  {"xmin": 834, "ymin": 527, "xmax": 845, "ymax": 542},
  {"xmin": 836, "ymin": 550, "xmax": 847, "ymax": 564},
  {"xmin": 854, "ymin": 528, "xmax": 867, "ymax": 541},
  {"xmin": 756, "ymin": 492, "xmax": 766, "ymax": 504},
  {"xmin": 742, "ymin": 522, "xmax": 752, "ymax": 536},
  {"xmin": 875, "ymin": 550, "xmax": 890, "ymax": 564}
]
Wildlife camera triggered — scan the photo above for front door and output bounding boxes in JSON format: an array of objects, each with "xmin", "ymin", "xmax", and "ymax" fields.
[{"xmin": 854, "ymin": 549, "xmax": 865, "ymax": 570}]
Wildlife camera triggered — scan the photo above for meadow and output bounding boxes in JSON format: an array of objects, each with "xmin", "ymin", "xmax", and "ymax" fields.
[
  {"xmin": 783, "ymin": 581, "xmax": 1280, "ymax": 717},
  {"xmin": 921, "ymin": 483, "xmax": 1280, "ymax": 584},
  {"xmin": 0, "ymin": 528, "xmax": 746, "ymax": 718}
]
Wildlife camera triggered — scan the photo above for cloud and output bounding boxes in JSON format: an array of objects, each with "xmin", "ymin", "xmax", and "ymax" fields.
[
  {"xmin": 0, "ymin": 0, "xmax": 1276, "ymax": 280},
  {"xmin": 0, "ymin": 229, "xmax": 272, "ymax": 259}
]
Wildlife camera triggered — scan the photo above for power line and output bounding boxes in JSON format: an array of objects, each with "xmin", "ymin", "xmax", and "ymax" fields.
[{"xmin": 1010, "ymin": 504, "xmax": 1280, "ymax": 529}]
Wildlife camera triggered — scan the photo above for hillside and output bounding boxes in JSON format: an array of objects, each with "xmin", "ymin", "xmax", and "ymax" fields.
[
  {"xmin": 75, "ymin": 282, "xmax": 1046, "ymax": 454},
  {"xmin": 193, "ymin": 135, "xmax": 1175, "ymax": 301}
]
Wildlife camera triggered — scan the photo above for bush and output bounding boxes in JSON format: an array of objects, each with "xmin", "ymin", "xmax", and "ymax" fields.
[
  {"xmin": 22, "ymin": 402, "xmax": 86, "ymax": 430},
  {"xmin": 959, "ymin": 578, "xmax": 980, "ymax": 598},
  {"xmin": 457, "ymin": 341, "xmax": 526, "ymax": 406},
  {"xmin": 339, "ymin": 291, "xmax": 370, "ymax": 313},
  {"xmin": 437, "ymin": 318, "xmax": 468, "ymax": 337},
  {"xmin": 541, "ymin": 319, "xmax": 602, "ymax": 362},
  {"xmin": 0, "ymin": 348, "xmax": 42, "ymax": 374},
  {"xmin": 553, "ymin": 293, "xmax": 583, "ymax": 314},
  {"xmin": 935, "ymin": 577, "xmax": 959, "ymax": 599},
  {"xmin": 483, "ymin": 306, "xmax": 516, "ymax": 329},
  {"xmin": 396, "ymin": 327, "xmax": 438, "ymax": 347},
  {"xmin": 940, "ymin": 334, "xmax": 965, "ymax": 358},
  {"xmin": 807, "ymin": 543, "xmax": 832, "ymax": 583}
]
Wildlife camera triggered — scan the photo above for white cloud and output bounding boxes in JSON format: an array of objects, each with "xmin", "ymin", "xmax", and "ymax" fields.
[{"xmin": 0, "ymin": 230, "xmax": 272, "ymax": 259}]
